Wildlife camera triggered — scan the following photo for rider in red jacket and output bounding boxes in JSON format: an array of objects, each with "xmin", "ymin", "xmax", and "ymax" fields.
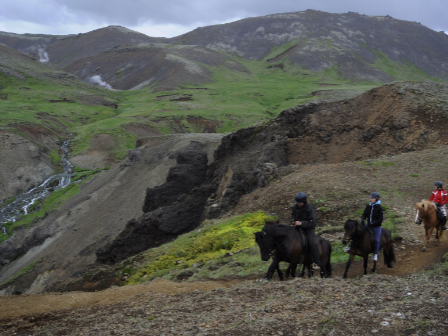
[{"xmin": 429, "ymin": 181, "xmax": 447, "ymax": 230}]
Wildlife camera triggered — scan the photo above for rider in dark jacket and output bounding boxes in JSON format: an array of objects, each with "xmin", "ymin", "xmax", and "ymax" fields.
[
  {"xmin": 291, "ymin": 192, "xmax": 321, "ymax": 267},
  {"xmin": 361, "ymin": 192, "xmax": 383, "ymax": 262}
]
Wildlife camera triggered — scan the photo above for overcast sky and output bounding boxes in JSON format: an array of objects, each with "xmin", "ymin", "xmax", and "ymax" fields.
[{"xmin": 0, "ymin": 0, "xmax": 446, "ymax": 37}]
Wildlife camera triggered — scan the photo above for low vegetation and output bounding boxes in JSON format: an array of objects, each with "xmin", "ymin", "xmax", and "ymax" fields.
[{"xmin": 0, "ymin": 168, "xmax": 105, "ymax": 242}]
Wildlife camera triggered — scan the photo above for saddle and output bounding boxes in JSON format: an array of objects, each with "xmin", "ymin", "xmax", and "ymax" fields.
[{"xmin": 435, "ymin": 206, "xmax": 445, "ymax": 222}]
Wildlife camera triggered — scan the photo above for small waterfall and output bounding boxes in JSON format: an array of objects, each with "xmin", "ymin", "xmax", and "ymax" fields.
[{"xmin": 0, "ymin": 140, "xmax": 74, "ymax": 225}]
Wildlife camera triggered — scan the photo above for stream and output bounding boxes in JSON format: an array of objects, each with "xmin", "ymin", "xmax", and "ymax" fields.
[{"xmin": 0, "ymin": 140, "xmax": 74, "ymax": 225}]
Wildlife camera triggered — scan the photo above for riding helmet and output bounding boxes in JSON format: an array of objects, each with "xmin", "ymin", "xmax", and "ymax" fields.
[
  {"xmin": 435, "ymin": 181, "xmax": 443, "ymax": 188},
  {"xmin": 370, "ymin": 192, "xmax": 380, "ymax": 200},
  {"xmin": 295, "ymin": 192, "xmax": 307, "ymax": 203}
]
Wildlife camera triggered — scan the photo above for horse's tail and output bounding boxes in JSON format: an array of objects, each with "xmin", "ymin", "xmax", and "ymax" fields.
[
  {"xmin": 325, "ymin": 239, "xmax": 332, "ymax": 277},
  {"xmin": 384, "ymin": 243, "xmax": 396, "ymax": 265}
]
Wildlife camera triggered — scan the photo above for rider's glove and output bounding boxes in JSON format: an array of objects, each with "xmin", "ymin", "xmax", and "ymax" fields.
[{"xmin": 437, "ymin": 202, "xmax": 442, "ymax": 206}]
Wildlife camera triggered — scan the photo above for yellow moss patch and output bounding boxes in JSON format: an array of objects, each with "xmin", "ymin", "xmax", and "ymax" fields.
[{"xmin": 126, "ymin": 211, "xmax": 275, "ymax": 284}]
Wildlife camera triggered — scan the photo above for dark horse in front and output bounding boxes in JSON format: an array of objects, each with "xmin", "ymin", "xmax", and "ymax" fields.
[
  {"xmin": 342, "ymin": 219, "xmax": 395, "ymax": 279},
  {"xmin": 255, "ymin": 223, "xmax": 332, "ymax": 279}
]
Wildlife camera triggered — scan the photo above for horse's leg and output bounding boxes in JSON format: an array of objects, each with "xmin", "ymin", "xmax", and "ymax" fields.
[
  {"xmin": 371, "ymin": 256, "xmax": 377, "ymax": 273},
  {"xmin": 264, "ymin": 257, "xmax": 280, "ymax": 280},
  {"xmin": 276, "ymin": 264, "xmax": 284, "ymax": 281},
  {"xmin": 298, "ymin": 264, "xmax": 305, "ymax": 278},
  {"xmin": 342, "ymin": 254, "xmax": 355, "ymax": 279},
  {"xmin": 424, "ymin": 226, "xmax": 436, "ymax": 251},
  {"xmin": 290, "ymin": 262, "xmax": 298, "ymax": 278},
  {"xmin": 363, "ymin": 257, "xmax": 368, "ymax": 275},
  {"xmin": 423, "ymin": 226, "xmax": 429, "ymax": 251}
]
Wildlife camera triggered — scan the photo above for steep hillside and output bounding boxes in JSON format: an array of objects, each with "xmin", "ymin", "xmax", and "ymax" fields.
[
  {"xmin": 45, "ymin": 26, "xmax": 165, "ymax": 70},
  {"xmin": 0, "ymin": 134, "xmax": 223, "ymax": 294},
  {"xmin": 170, "ymin": 10, "xmax": 448, "ymax": 82},
  {"xmin": 64, "ymin": 43, "xmax": 248, "ymax": 91},
  {"xmin": 0, "ymin": 43, "xmax": 121, "ymax": 198},
  {"xmin": 0, "ymin": 31, "xmax": 68, "ymax": 62},
  {"xmin": 1, "ymin": 81, "xmax": 446, "ymax": 294}
]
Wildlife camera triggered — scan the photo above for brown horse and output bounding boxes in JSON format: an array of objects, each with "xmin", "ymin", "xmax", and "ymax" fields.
[
  {"xmin": 415, "ymin": 200, "xmax": 444, "ymax": 251},
  {"xmin": 342, "ymin": 219, "xmax": 395, "ymax": 279}
]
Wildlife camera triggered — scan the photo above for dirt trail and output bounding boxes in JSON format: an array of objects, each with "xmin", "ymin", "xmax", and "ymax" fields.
[{"xmin": 0, "ymin": 279, "xmax": 245, "ymax": 319}]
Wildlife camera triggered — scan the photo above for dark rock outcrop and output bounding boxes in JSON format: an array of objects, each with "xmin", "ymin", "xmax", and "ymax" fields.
[
  {"xmin": 142, "ymin": 149, "xmax": 208, "ymax": 213},
  {"xmin": 96, "ymin": 149, "xmax": 211, "ymax": 264}
]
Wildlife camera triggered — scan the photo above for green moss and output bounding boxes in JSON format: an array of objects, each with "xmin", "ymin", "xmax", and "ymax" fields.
[{"xmin": 125, "ymin": 212, "xmax": 276, "ymax": 284}]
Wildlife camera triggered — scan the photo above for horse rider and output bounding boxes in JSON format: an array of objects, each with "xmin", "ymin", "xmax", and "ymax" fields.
[
  {"xmin": 291, "ymin": 192, "xmax": 322, "ymax": 269},
  {"xmin": 429, "ymin": 181, "xmax": 448, "ymax": 230},
  {"xmin": 360, "ymin": 192, "xmax": 383, "ymax": 262}
]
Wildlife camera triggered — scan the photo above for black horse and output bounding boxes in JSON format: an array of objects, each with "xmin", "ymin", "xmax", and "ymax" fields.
[
  {"xmin": 254, "ymin": 224, "xmax": 332, "ymax": 280},
  {"xmin": 342, "ymin": 219, "xmax": 396, "ymax": 279}
]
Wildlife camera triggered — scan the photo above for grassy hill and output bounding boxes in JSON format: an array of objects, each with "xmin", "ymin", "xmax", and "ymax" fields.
[{"xmin": 2, "ymin": 40, "xmax": 441, "ymax": 165}]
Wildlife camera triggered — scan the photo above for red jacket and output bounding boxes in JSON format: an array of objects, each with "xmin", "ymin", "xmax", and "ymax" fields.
[{"xmin": 430, "ymin": 188, "xmax": 448, "ymax": 205}]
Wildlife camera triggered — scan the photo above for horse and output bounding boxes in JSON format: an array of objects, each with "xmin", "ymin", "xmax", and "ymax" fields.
[
  {"xmin": 341, "ymin": 219, "xmax": 395, "ymax": 279},
  {"xmin": 415, "ymin": 200, "xmax": 444, "ymax": 251},
  {"xmin": 254, "ymin": 224, "xmax": 332, "ymax": 280}
]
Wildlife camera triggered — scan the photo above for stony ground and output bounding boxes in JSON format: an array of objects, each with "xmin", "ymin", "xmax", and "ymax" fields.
[{"xmin": 1, "ymin": 264, "xmax": 448, "ymax": 336}]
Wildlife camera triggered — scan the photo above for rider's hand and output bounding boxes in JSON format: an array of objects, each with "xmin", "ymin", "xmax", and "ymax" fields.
[
  {"xmin": 295, "ymin": 221, "xmax": 301, "ymax": 226},
  {"xmin": 437, "ymin": 202, "xmax": 442, "ymax": 206}
]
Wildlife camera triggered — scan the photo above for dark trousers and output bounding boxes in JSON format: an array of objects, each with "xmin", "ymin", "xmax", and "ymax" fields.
[{"xmin": 303, "ymin": 228, "xmax": 321, "ymax": 266}]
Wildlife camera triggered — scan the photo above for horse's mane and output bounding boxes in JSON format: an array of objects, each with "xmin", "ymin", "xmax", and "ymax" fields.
[
  {"xmin": 263, "ymin": 223, "xmax": 293, "ymax": 235},
  {"xmin": 344, "ymin": 218, "xmax": 367, "ymax": 233},
  {"xmin": 416, "ymin": 199, "xmax": 435, "ymax": 210}
]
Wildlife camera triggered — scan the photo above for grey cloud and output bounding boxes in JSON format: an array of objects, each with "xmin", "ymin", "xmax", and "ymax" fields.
[{"xmin": 1, "ymin": 0, "xmax": 447, "ymax": 35}]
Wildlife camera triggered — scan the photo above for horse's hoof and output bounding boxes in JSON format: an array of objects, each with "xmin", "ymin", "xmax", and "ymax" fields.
[
  {"xmin": 342, "ymin": 275, "xmax": 347, "ymax": 279},
  {"xmin": 422, "ymin": 247, "xmax": 427, "ymax": 252},
  {"xmin": 387, "ymin": 264, "xmax": 393, "ymax": 268},
  {"xmin": 371, "ymin": 269, "xmax": 376, "ymax": 273}
]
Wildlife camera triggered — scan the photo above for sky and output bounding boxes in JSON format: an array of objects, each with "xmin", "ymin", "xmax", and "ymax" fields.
[{"xmin": 0, "ymin": 0, "xmax": 446, "ymax": 37}]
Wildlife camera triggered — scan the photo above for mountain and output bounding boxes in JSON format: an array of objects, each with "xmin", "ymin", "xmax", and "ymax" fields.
[
  {"xmin": 170, "ymin": 10, "xmax": 448, "ymax": 82},
  {"xmin": 2, "ymin": 10, "xmax": 447, "ymax": 91}
]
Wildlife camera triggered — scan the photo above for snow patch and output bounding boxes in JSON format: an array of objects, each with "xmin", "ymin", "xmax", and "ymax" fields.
[{"xmin": 88, "ymin": 75, "xmax": 113, "ymax": 90}]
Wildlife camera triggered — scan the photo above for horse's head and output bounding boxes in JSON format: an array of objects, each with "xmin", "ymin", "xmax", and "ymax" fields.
[
  {"xmin": 415, "ymin": 200, "xmax": 434, "ymax": 224},
  {"xmin": 254, "ymin": 230, "xmax": 271, "ymax": 261},
  {"xmin": 342, "ymin": 219, "xmax": 359, "ymax": 245}
]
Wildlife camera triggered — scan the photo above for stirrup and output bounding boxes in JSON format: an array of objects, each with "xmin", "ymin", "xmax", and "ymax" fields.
[{"xmin": 372, "ymin": 254, "xmax": 378, "ymax": 262}]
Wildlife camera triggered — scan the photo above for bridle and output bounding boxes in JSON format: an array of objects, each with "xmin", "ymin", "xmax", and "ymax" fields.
[
  {"xmin": 262, "ymin": 227, "xmax": 295, "ymax": 256},
  {"xmin": 415, "ymin": 204, "xmax": 435, "ymax": 224}
]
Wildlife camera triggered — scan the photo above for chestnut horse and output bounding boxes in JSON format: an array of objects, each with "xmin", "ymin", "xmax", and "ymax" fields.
[{"xmin": 415, "ymin": 200, "xmax": 444, "ymax": 251}]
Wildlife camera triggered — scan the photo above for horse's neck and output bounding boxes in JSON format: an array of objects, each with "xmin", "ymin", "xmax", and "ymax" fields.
[
  {"xmin": 354, "ymin": 225, "xmax": 368, "ymax": 239},
  {"xmin": 422, "ymin": 205, "xmax": 435, "ymax": 218}
]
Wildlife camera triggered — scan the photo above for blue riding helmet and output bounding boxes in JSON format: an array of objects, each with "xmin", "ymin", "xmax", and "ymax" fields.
[
  {"xmin": 295, "ymin": 192, "xmax": 307, "ymax": 203},
  {"xmin": 370, "ymin": 192, "xmax": 380, "ymax": 200},
  {"xmin": 435, "ymin": 181, "xmax": 443, "ymax": 188}
]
